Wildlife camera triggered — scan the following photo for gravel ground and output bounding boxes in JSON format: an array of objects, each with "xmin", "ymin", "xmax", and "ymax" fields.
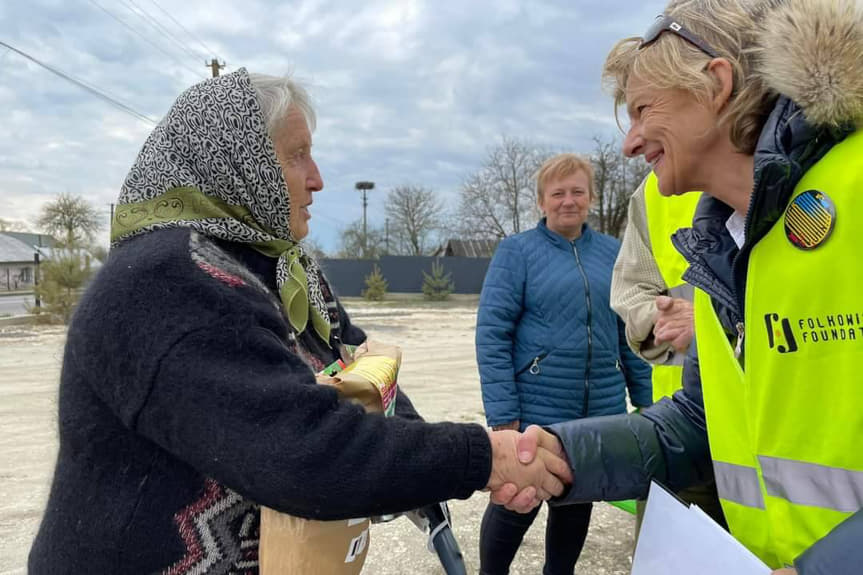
[{"xmin": 0, "ymin": 301, "xmax": 636, "ymax": 574}]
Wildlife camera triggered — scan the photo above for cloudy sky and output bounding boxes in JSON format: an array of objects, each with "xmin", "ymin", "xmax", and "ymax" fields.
[{"xmin": 1, "ymin": 0, "xmax": 663, "ymax": 253}]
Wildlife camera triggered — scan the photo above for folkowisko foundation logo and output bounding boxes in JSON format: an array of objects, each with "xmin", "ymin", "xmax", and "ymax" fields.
[{"xmin": 764, "ymin": 312, "xmax": 863, "ymax": 354}]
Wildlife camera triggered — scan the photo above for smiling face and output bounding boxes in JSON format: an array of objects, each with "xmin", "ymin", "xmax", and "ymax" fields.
[
  {"xmin": 538, "ymin": 170, "xmax": 592, "ymax": 240},
  {"xmin": 271, "ymin": 106, "xmax": 323, "ymax": 240},
  {"xmin": 621, "ymin": 74, "xmax": 721, "ymax": 197}
]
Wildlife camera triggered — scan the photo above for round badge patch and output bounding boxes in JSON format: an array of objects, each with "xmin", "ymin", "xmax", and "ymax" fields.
[{"xmin": 784, "ymin": 190, "xmax": 836, "ymax": 250}]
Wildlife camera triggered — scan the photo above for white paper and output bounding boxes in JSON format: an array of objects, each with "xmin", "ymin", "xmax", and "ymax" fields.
[{"xmin": 631, "ymin": 481, "xmax": 771, "ymax": 575}]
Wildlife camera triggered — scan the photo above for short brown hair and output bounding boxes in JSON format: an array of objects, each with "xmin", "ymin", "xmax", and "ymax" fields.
[
  {"xmin": 536, "ymin": 154, "xmax": 595, "ymax": 202},
  {"xmin": 602, "ymin": 0, "xmax": 777, "ymax": 154}
]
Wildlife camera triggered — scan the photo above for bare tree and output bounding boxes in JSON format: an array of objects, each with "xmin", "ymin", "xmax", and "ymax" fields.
[
  {"xmin": 300, "ymin": 237, "xmax": 327, "ymax": 260},
  {"xmin": 589, "ymin": 136, "xmax": 650, "ymax": 238},
  {"xmin": 384, "ymin": 185, "xmax": 443, "ymax": 255},
  {"xmin": 37, "ymin": 193, "xmax": 102, "ymax": 248},
  {"xmin": 590, "ymin": 136, "xmax": 619, "ymax": 235},
  {"xmin": 337, "ymin": 220, "xmax": 386, "ymax": 259},
  {"xmin": 457, "ymin": 136, "xmax": 550, "ymax": 239}
]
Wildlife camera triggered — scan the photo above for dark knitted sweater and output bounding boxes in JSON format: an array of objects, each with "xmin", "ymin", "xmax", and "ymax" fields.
[{"xmin": 29, "ymin": 228, "xmax": 492, "ymax": 574}]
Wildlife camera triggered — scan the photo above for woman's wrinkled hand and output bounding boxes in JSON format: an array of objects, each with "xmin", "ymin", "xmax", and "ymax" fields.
[
  {"xmin": 486, "ymin": 426, "xmax": 573, "ymax": 513},
  {"xmin": 653, "ymin": 295, "xmax": 694, "ymax": 353}
]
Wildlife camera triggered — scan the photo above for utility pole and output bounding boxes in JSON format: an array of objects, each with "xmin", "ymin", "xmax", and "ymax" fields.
[
  {"xmin": 384, "ymin": 218, "xmax": 389, "ymax": 255},
  {"xmin": 355, "ymin": 181, "xmax": 375, "ymax": 258},
  {"xmin": 207, "ymin": 58, "xmax": 225, "ymax": 78}
]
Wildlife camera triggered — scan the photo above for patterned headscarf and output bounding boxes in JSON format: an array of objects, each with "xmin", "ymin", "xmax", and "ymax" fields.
[{"xmin": 111, "ymin": 68, "xmax": 333, "ymax": 342}]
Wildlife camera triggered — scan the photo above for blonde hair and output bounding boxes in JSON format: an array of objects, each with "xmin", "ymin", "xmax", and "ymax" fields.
[
  {"xmin": 602, "ymin": 0, "xmax": 777, "ymax": 154},
  {"xmin": 536, "ymin": 154, "xmax": 595, "ymax": 202}
]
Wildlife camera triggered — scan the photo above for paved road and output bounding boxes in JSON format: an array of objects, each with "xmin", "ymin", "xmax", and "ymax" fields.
[{"xmin": 0, "ymin": 295, "xmax": 33, "ymax": 316}]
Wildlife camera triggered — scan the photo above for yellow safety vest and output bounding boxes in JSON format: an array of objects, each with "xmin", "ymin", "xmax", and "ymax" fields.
[
  {"xmin": 643, "ymin": 173, "xmax": 701, "ymax": 401},
  {"xmin": 694, "ymin": 130, "xmax": 863, "ymax": 568}
]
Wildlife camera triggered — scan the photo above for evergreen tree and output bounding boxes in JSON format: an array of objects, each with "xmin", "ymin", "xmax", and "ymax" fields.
[
  {"xmin": 422, "ymin": 260, "xmax": 454, "ymax": 301},
  {"xmin": 32, "ymin": 251, "xmax": 91, "ymax": 324},
  {"xmin": 362, "ymin": 265, "xmax": 388, "ymax": 301}
]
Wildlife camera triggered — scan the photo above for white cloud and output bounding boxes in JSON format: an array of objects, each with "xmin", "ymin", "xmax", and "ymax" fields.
[{"xmin": 0, "ymin": 0, "xmax": 667, "ymax": 253}]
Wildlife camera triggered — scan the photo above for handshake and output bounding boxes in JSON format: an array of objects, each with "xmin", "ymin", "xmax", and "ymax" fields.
[{"xmin": 484, "ymin": 424, "xmax": 572, "ymax": 513}]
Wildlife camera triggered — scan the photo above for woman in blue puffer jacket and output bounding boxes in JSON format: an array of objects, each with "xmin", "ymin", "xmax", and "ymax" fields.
[{"xmin": 475, "ymin": 153, "xmax": 652, "ymax": 575}]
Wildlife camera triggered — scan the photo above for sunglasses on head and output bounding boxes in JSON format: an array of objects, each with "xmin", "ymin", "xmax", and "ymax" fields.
[{"xmin": 639, "ymin": 14, "xmax": 719, "ymax": 58}]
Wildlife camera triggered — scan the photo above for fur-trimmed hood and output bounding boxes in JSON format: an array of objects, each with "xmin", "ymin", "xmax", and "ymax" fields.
[{"xmin": 757, "ymin": 0, "xmax": 863, "ymax": 127}]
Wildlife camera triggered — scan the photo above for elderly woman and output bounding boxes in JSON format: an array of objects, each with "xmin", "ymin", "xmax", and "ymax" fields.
[
  {"xmin": 501, "ymin": 1, "xmax": 863, "ymax": 573},
  {"xmin": 27, "ymin": 69, "xmax": 572, "ymax": 574},
  {"xmin": 476, "ymin": 153, "xmax": 652, "ymax": 574}
]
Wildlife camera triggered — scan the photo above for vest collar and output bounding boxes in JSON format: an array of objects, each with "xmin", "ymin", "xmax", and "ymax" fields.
[
  {"xmin": 672, "ymin": 97, "xmax": 849, "ymax": 329},
  {"xmin": 746, "ymin": 97, "xmax": 851, "ymax": 251}
]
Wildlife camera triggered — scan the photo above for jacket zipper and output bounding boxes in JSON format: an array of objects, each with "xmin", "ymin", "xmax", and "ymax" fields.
[
  {"xmin": 572, "ymin": 241, "xmax": 592, "ymax": 417},
  {"xmin": 728, "ymin": 189, "xmax": 759, "ymax": 362},
  {"xmin": 515, "ymin": 353, "xmax": 548, "ymax": 376},
  {"xmin": 734, "ymin": 322, "xmax": 745, "ymax": 358},
  {"xmin": 529, "ymin": 356, "xmax": 542, "ymax": 375},
  {"xmin": 672, "ymin": 220, "xmax": 746, "ymax": 357}
]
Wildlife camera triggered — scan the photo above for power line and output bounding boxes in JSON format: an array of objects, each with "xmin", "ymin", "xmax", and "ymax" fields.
[
  {"xmin": 86, "ymin": 0, "xmax": 206, "ymax": 79},
  {"xmin": 118, "ymin": 0, "xmax": 208, "ymax": 64},
  {"xmin": 146, "ymin": 0, "xmax": 219, "ymax": 60},
  {"xmin": 0, "ymin": 40, "xmax": 157, "ymax": 126}
]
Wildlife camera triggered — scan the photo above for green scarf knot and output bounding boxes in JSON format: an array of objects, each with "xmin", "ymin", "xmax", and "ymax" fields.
[{"xmin": 111, "ymin": 186, "xmax": 331, "ymax": 343}]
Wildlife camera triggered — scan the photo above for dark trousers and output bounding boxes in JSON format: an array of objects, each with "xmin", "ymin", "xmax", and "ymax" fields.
[{"xmin": 479, "ymin": 501, "xmax": 593, "ymax": 575}]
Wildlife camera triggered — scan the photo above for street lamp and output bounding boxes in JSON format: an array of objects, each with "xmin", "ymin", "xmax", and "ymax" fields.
[{"xmin": 355, "ymin": 181, "xmax": 375, "ymax": 258}]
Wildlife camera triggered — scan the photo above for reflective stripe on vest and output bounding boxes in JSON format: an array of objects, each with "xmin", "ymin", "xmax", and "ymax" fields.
[
  {"xmin": 643, "ymin": 173, "xmax": 701, "ymax": 400},
  {"xmin": 713, "ymin": 460, "xmax": 765, "ymax": 509},
  {"xmin": 694, "ymin": 129, "xmax": 863, "ymax": 568},
  {"xmin": 713, "ymin": 456, "xmax": 863, "ymax": 513},
  {"xmin": 760, "ymin": 456, "xmax": 863, "ymax": 513}
]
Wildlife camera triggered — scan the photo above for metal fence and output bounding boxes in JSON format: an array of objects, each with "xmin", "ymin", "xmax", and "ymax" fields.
[{"xmin": 319, "ymin": 256, "xmax": 492, "ymax": 297}]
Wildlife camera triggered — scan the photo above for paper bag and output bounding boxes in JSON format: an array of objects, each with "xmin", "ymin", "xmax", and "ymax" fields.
[{"xmin": 259, "ymin": 341, "xmax": 401, "ymax": 574}]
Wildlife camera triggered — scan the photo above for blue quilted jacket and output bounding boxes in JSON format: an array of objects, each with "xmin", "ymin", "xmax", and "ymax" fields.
[{"xmin": 476, "ymin": 219, "xmax": 652, "ymax": 428}]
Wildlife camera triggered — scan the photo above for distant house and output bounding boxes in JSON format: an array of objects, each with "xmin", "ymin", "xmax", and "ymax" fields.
[
  {"xmin": 0, "ymin": 233, "xmax": 49, "ymax": 291},
  {"xmin": 433, "ymin": 238, "xmax": 500, "ymax": 258},
  {"xmin": 0, "ymin": 232, "xmax": 102, "ymax": 291}
]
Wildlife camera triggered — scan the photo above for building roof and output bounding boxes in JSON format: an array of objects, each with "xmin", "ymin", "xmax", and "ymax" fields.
[
  {"xmin": 0, "ymin": 234, "xmax": 39, "ymax": 264},
  {"xmin": 0, "ymin": 233, "xmax": 103, "ymax": 269},
  {"xmin": 434, "ymin": 238, "xmax": 500, "ymax": 258},
  {"xmin": 1, "ymin": 232, "xmax": 55, "ymax": 249}
]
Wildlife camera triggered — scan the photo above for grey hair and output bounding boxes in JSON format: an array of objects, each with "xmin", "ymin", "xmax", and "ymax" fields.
[{"xmin": 247, "ymin": 73, "xmax": 316, "ymax": 137}]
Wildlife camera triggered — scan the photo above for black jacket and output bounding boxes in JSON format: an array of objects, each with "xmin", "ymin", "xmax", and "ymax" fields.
[{"xmin": 28, "ymin": 228, "xmax": 492, "ymax": 574}]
